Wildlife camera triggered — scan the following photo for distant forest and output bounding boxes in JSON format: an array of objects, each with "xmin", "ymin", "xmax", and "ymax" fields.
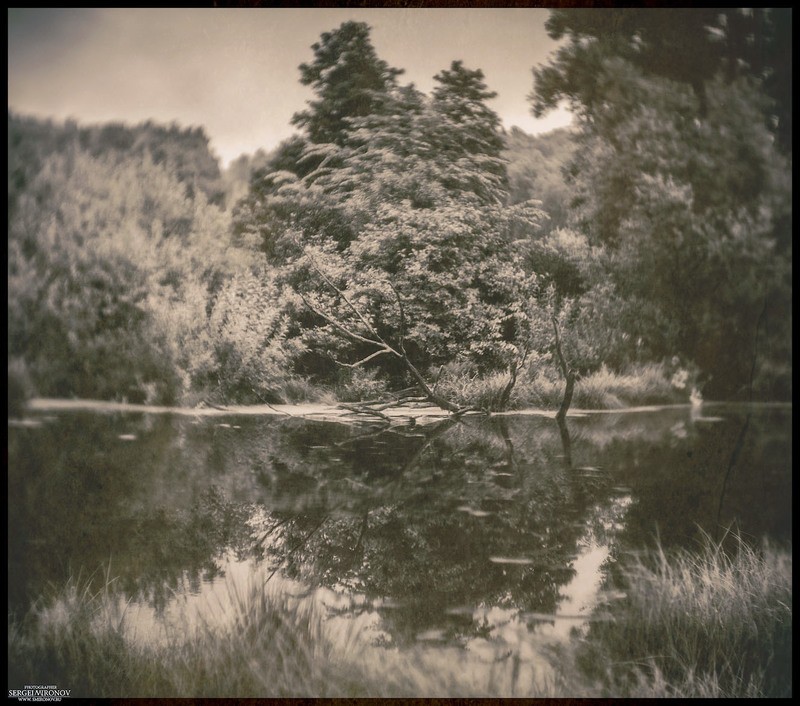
[{"xmin": 8, "ymin": 11, "xmax": 792, "ymax": 411}]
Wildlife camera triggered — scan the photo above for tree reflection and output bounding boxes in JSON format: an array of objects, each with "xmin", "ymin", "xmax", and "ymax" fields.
[
  {"xmin": 9, "ymin": 406, "xmax": 791, "ymax": 644},
  {"xmin": 260, "ymin": 416, "xmax": 606, "ymax": 646}
]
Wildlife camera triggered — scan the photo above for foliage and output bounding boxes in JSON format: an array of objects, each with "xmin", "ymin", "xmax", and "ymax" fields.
[
  {"xmin": 533, "ymin": 8, "xmax": 792, "ymax": 151},
  {"xmin": 504, "ymin": 126, "xmax": 576, "ymax": 228},
  {"xmin": 531, "ymin": 9, "xmax": 792, "ymax": 398},
  {"xmin": 222, "ymin": 148, "xmax": 271, "ymax": 211},
  {"xmin": 234, "ymin": 26, "xmax": 548, "ymax": 392},
  {"xmin": 437, "ymin": 360, "xmax": 689, "ymax": 412},
  {"xmin": 8, "ymin": 357, "xmax": 35, "ymax": 418},
  {"xmin": 8, "ymin": 112, "xmax": 311, "ymax": 406},
  {"xmin": 9, "ymin": 135, "xmax": 264, "ymax": 404},
  {"xmin": 433, "ymin": 363, "xmax": 517, "ymax": 411},
  {"xmin": 8, "ymin": 149, "xmax": 177, "ymax": 402},
  {"xmin": 9, "ymin": 535, "xmax": 790, "ymax": 698},
  {"xmin": 571, "ymin": 363, "xmax": 685, "ymax": 409},
  {"xmin": 8, "ymin": 112, "xmax": 226, "ymax": 210},
  {"xmin": 333, "ymin": 367, "xmax": 390, "ymax": 403},
  {"xmin": 196, "ymin": 265, "xmax": 307, "ymax": 404},
  {"xmin": 8, "ymin": 565, "xmax": 568, "ymax": 698},
  {"xmin": 291, "ymin": 20, "xmax": 404, "ymax": 147},
  {"xmin": 7, "ymin": 11, "xmax": 791, "ymax": 407}
]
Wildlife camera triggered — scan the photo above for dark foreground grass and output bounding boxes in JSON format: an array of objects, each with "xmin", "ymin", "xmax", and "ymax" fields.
[
  {"xmin": 573, "ymin": 531, "xmax": 792, "ymax": 698},
  {"xmin": 8, "ymin": 533, "xmax": 791, "ymax": 698},
  {"xmin": 8, "ymin": 570, "xmax": 560, "ymax": 698}
]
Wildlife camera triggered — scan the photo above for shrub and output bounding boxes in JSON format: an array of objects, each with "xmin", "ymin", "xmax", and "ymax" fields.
[{"xmin": 333, "ymin": 367, "xmax": 389, "ymax": 403}]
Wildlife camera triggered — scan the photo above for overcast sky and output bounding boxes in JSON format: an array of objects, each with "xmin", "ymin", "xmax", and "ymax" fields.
[{"xmin": 8, "ymin": 8, "xmax": 573, "ymax": 166}]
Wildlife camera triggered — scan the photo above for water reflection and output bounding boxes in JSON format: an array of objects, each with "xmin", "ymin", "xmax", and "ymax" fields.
[{"xmin": 8, "ymin": 404, "xmax": 792, "ymax": 665}]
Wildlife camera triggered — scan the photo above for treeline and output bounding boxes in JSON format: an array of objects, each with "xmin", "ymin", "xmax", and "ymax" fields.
[
  {"xmin": 8, "ymin": 12, "xmax": 791, "ymax": 410},
  {"xmin": 8, "ymin": 113, "xmax": 283, "ymax": 405}
]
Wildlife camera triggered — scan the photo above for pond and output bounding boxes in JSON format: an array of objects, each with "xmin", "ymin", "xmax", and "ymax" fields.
[{"xmin": 8, "ymin": 402, "xmax": 792, "ymax": 694}]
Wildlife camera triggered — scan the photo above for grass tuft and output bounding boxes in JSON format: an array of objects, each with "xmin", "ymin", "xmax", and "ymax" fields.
[{"xmin": 575, "ymin": 529, "xmax": 792, "ymax": 697}]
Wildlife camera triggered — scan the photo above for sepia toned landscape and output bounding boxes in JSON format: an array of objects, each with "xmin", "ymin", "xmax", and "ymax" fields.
[{"xmin": 8, "ymin": 8, "xmax": 791, "ymax": 699}]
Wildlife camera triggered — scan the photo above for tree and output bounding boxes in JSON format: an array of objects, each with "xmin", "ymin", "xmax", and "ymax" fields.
[
  {"xmin": 504, "ymin": 126, "xmax": 576, "ymax": 221},
  {"xmin": 291, "ymin": 21, "xmax": 404, "ymax": 147},
  {"xmin": 8, "ymin": 149, "xmax": 183, "ymax": 402},
  {"xmin": 234, "ymin": 27, "xmax": 550, "ymax": 407},
  {"xmin": 428, "ymin": 60, "xmax": 509, "ymax": 204},
  {"xmin": 7, "ymin": 125, "xmax": 287, "ymax": 404},
  {"xmin": 531, "ymin": 9, "xmax": 792, "ymax": 398},
  {"xmin": 533, "ymin": 8, "xmax": 792, "ymax": 151}
]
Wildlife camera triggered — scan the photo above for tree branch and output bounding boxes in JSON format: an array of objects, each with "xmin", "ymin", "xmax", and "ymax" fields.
[
  {"xmin": 302, "ymin": 269, "xmax": 464, "ymax": 415},
  {"xmin": 338, "ymin": 403, "xmax": 392, "ymax": 423},
  {"xmin": 331, "ymin": 347, "xmax": 396, "ymax": 369},
  {"xmin": 310, "ymin": 262, "xmax": 388, "ymax": 345},
  {"xmin": 299, "ymin": 293, "xmax": 392, "ymax": 349}
]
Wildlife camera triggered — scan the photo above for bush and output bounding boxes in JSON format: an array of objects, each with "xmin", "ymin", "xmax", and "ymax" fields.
[{"xmin": 333, "ymin": 367, "xmax": 389, "ymax": 403}]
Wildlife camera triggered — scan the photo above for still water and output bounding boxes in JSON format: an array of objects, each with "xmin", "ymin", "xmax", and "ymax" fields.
[{"xmin": 8, "ymin": 403, "xmax": 792, "ymax": 683}]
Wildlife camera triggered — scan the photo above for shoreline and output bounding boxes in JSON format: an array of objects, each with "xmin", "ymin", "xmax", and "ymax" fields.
[{"xmin": 19, "ymin": 397, "xmax": 792, "ymax": 422}]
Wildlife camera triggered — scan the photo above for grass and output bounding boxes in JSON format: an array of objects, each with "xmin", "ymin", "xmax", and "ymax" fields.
[
  {"xmin": 434, "ymin": 361, "xmax": 687, "ymax": 412},
  {"xmin": 9, "ymin": 531, "xmax": 790, "ymax": 698},
  {"xmin": 434, "ymin": 367, "xmax": 515, "ymax": 411},
  {"xmin": 570, "ymin": 362, "xmax": 683, "ymax": 409},
  {"xmin": 573, "ymin": 530, "xmax": 792, "ymax": 698},
  {"xmin": 7, "ymin": 567, "xmax": 559, "ymax": 698}
]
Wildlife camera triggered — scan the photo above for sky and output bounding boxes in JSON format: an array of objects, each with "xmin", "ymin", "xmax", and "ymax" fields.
[{"xmin": 8, "ymin": 8, "xmax": 573, "ymax": 167}]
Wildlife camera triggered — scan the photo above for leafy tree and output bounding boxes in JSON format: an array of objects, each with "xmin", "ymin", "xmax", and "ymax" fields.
[
  {"xmin": 533, "ymin": 8, "xmax": 791, "ymax": 151},
  {"xmin": 504, "ymin": 126, "xmax": 576, "ymax": 223},
  {"xmin": 9, "ymin": 149, "xmax": 177, "ymax": 401},
  {"xmin": 8, "ymin": 113, "xmax": 227, "ymax": 209},
  {"xmin": 428, "ymin": 60, "xmax": 509, "ymax": 203},
  {"xmin": 221, "ymin": 148, "xmax": 270, "ymax": 214},
  {"xmin": 531, "ymin": 9, "xmax": 792, "ymax": 398},
  {"xmin": 10, "ymin": 140, "xmax": 237, "ymax": 402},
  {"xmin": 233, "ymin": 25, "xmax": 551, "ymax": 399}
]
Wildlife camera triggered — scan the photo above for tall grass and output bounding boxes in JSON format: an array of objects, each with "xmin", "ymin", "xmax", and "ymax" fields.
[
  {"xmin": 9, "ymin": 532, "xmax": 790, "ymax": 697},
  {"xmin": 8, "ymin": 568, "xmax": 561, "ymax": 698},
  {"xmin": 575, "ymin": 530, "xmax": 792, "ymax": 698},
  {"xmin": 571, "ymin": 363, "xmax": 682, "ymax": 409},
  {"xmin": 434, "ymin": 361, "xmax": 685, "ymax": 412}
]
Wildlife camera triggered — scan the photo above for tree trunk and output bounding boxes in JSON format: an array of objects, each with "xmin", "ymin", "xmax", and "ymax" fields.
[
  {"xmin": 556, "ymin": 374, "xmax": 575, "ymax": 422},
  {"xmin": 552, "ymin": 315, "xmax": 575, "ymax": 420}
]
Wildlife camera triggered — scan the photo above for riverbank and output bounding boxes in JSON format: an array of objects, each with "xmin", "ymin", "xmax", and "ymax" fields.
[
  {"xmin": 20, "ymin": 396, "xmax": 791, "ymax": 426},
  {"xmin": 8, "ymin": 533, "xmax": 791, "ymax": 698},
  {"xmin": 13, "ymin": 357, "xmax": 788, "ymax": 421}
]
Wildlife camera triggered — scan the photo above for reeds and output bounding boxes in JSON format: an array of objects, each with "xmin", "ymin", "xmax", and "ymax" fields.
[
  {"xmin": 9, "ymin": 532, "xmax": 791, "ymax": 698},
  {"xmin": 434, "ymin": 361, "xmax": 684, "ymax": 411},
  {"xmin": 8, "ymin": 566, "xmax": 553, "ymax": 697},
  {"xmin": 576, "ymin": 529, "xmax": 792, "ymax": 697}
]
